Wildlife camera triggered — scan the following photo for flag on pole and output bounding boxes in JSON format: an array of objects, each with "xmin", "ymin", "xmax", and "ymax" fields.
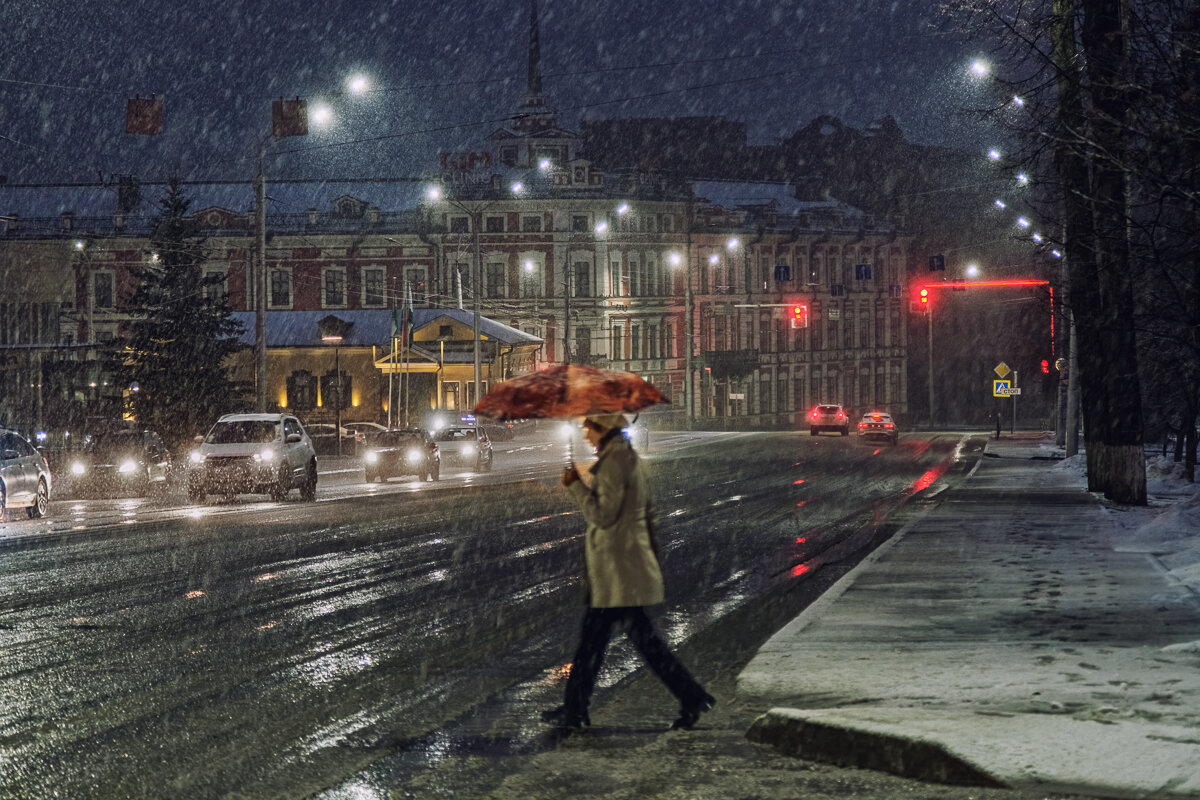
[
  {"xmin": 402, "ymin": 281, "xmax": 414, "ymax": 347},
  {"xmin": 390, "ymin": 302, "xmax": 399, "ymax": 342}
]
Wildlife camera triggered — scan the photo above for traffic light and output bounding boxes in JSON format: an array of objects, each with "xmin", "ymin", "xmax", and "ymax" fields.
[
  {"xmin": 790, "ymin": 303, "xmax": 808, "ymax": 329},
  {"xmin": 920, "ymin": 287, "xmax": 930, "ymax": 306},
  {"xmin": 1040, "ymin": 359, "xmax": 1050, "ymax": 374}
]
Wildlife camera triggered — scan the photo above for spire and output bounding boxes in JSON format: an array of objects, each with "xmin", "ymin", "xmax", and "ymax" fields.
[
  {"xmin": 526, "ymin": 0, "xmax": 543, "ymax": 104},
  {"xmin": 514, "ymin": 0, "xmax": 556, "ymax": 133}
]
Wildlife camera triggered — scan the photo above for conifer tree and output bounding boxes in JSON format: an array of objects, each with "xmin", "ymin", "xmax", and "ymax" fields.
[{"xmin": 118, "ymin": 178, "xmax": 246, "ymax": 448}]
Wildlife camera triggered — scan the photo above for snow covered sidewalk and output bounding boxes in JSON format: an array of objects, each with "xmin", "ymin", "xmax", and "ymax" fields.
[{"xmin": 738, "ymin": 433, "xmax": 1200, "ymax": 798}]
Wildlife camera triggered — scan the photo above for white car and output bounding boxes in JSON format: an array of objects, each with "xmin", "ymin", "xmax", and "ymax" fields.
[
  {"xmin": 857, "ymin": 411, "xmax": 899, "ymax": 445},
  {"xmin": 0, "ymin": 428, "xmax": 51, "ymax": 518},
  {"xmin": 187, "ymin": 413, "xmax": 317, "ymax": 502},
  {"xmin": 434, "ymin": 426, "xmax": 493, "ymax": 472}
]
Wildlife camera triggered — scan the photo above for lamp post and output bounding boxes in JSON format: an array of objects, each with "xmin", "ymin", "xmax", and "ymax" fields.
[{"xmin": 321, "ymin": 332, "xmax": 343, "ymax": 456}]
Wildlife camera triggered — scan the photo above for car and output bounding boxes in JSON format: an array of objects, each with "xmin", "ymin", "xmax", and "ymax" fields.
[
  {"xmin": 858, "ymin": 411, "xmax": 899, "ymax": 445},
  {"xmin": 306, "ymin": 423, "xmax": 363, "ymax": 456},
  {"xmin": 362, "ymin": 428, "xmax": 440, "ymax": 482},
  {"xmin": 187, "ymin": 413, "xmax": 318, "ymax": 502},
  {"xmin": 457, "ymin": 413, "xmax": 515, "ymax": 441},
  {"xmin": 342, "ymin": 421, "xmax": 388, "ymax": 438},
  {"xmin": 0, "ymin": 428, "xmax": 51, "ymax": 519},
  {"xmin": 434, "ymin": 425, "xmax": 493, "ymax": 472},
  {"xmin": 808, "ymin": 404, "xmax": 850, "ymax": 436},
  {"xmin": 68, "ymin": 429, "xmax": 172, "ymax": 497}
]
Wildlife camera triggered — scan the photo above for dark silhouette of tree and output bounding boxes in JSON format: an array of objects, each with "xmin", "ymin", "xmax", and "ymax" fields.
[{"xmin": 116, "ymin": 178, "xmax": 246, "ymax": 449}]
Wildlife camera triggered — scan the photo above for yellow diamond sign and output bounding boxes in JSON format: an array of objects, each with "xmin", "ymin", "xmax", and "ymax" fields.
[{"xmin": 994, "ymin": 361, "xmax": 1011, "ymax": 378}]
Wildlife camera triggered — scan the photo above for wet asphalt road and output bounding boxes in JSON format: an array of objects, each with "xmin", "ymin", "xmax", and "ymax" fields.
[{"xmin": 0, "ymin": 430, "xmax": 971, "ymax": 798}]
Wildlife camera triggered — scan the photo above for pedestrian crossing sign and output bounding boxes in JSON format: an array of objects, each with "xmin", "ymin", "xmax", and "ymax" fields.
[{"xmin": 993, "ymin": 379, "xmax": 1021, "ymax": 397}]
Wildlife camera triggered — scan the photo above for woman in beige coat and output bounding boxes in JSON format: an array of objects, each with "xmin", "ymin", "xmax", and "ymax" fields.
[{"xmin": 541, "ymin": 413, "xmax": 714, "ymax": 730}]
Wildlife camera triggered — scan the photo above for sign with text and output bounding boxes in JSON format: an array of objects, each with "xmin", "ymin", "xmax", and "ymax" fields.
[{"xmin": 993, "ymin": 380, "xmax": 1021, "ymax": 397}]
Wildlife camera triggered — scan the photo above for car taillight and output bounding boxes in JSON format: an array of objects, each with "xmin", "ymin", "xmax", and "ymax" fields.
[
  {"xmin": 858, "ymin": 422, "xmax": 866, "ymax": 429},
  {"xmin": 837, "ymin": 411, "xmax": 845, "ymax": 419},
  {"xmin": 885, "ymin": 423, "xmax": 894, "ymax": 429}
]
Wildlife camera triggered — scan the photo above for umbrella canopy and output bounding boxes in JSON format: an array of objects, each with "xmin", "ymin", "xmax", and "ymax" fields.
[{"xmin": 473, "ymin": 364, "xmax": 669, "ymax": 421}]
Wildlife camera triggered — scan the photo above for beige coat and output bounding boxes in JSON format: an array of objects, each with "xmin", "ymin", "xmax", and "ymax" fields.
[{"xmin": 567, "ymin": 432, "xmax": 664, "ymax": 608}]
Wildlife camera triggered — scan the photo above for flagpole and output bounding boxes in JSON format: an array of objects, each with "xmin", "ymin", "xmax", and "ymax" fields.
[{"xmin": 388, "ymin": 278, "xmax": 396, "ymax": 429}]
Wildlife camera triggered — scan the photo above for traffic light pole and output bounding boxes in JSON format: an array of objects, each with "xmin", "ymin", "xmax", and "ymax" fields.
[{"xmin": 927, "ymin": 304, "xmax": 935, "ymax": 430}]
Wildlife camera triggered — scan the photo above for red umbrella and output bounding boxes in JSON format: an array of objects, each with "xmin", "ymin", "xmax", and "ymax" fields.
[{"xmin": 473, "ymin": 364, "xmax": 669, "ymax": 421}]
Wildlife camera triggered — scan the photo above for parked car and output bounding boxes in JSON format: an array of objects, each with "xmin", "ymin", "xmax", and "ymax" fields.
[
  {"xmin": 306, "ymin": 423, "xmax": 363, "ymax": 456},
  {"xmin": 434, "ymin": 425, "xmax": 493, "ymax": 472},
  {"xmin": 0, "ymin": 428, "xmax": 51, "ymax": 519},
  {"xmin": 187, "ymin": 413, "xmax": 318, "ymax": 502},
  {"xmin": 69, "ymin": 429, "xmax": 172, "ymax": 497},
  {"xmin": 342, "ymin": 421, "xmax": 388, "ymax": 439},
  {"xmin": 857, "ymin": 411, "xmax": 899, "ymax": 445},
  {"xmin": 362, "ymin": 428, "xmax": 440, "ymax": 482},
  {"xmin": 807, "ymin": 404, "xmax": 850, "ymax": 436}
]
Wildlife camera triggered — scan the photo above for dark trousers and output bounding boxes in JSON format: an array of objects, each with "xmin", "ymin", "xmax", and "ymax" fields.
[{"xmin": 563, "ymin": 606, "xmax": 707, "ymax": 713}]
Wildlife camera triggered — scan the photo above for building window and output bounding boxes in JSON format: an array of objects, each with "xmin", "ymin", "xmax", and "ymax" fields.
[
  {"xmin": 93, "ymin": 272, "xmax": 114, "ymax": 309},
  {"xmin": 486, "ymin": 216, "xmax": 505, "ymax": 233},
  {"xmin": 202, "ymin": 270, "xmax": 227, "ymax": 304},
  {"xmin": 286, "ymin": 369, "xmax": 317, "ymax": 411},
  {"xmin": 573, "ymin": 261, "xmax": 590, "ymax": 298},
  {"xmin": 269, "ymin": 268, "xmax": 292, "ymax": 308},
  {"xmin": 486, "ymin": 262, "xmax": 505, "ymax": 298},
  {"xmin": 611, "ymin": 324, "xmax": 623, "ymax": 360},
  {"xmin": 522, "ymin": 216, "xmax": 542, "ymax": 232},
  {"xmin": 499, "ymin": 146, "xmax": 517, "ymax": 165},
  {"xmin": 324, "ymin": 268, "xmax": 346, "ymax": 307},
  {"xmin": 450, "ymin": 216, "xmax": 469, "ymax": 233},
  {"xmin": 405, "ymin": 268, "xmax": 427, "ymax": 304},
  {"xmin": 631, "ymin": 324, "xmax": 640, "ymax": 359},
  {"xmin": 662, "ymin": 215, "xmax": 673, "ymax": 232},
  {"xmin": 649, "ymin": 324, "xmax": 659, "ymax": 360},
  {"xmin": 666, "ymin": 321, "xmax": 675, "ymax": 359},
  {"xmin": 572, "ymin": 215, "xmax": 589, "ymax": 232},
  {"xmin": 363, "ymin": 268, "xmax": 385, "ymax": 307},
  {"xmin": 575, "ymin": 326, "xmax": 591, "ymax": 361}
]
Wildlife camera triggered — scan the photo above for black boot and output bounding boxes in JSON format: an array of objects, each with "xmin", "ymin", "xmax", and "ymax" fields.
[
  {"xmin": 540, "ymin": 704, "xmax": 590, "ymax": 729},
  {"xmin": 671, "ymin": 693, "xmax": 716, "ymax": 730}
]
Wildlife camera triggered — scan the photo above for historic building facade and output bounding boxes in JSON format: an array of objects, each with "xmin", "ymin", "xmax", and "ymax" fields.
[{"xmin": 0, "ymin": 0, "xmax": 912, "ymax": 436}]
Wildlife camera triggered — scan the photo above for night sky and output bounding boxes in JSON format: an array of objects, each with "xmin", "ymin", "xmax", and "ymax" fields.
[{"xmin": 2, "ymin": 0, "xmax": 987, "ymax": 185}]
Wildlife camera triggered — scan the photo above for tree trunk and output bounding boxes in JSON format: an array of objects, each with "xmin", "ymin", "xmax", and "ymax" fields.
[{"xmin": 1081, "ymin": 0, "xmax": 1146, "ymax": 504}]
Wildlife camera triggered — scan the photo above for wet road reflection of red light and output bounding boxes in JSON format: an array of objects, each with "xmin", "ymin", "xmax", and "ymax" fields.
[
  {"xmin": 795, "ymin": 500, "xmax": 807, "ymax": 508},
  {"xmin": 912, "ymin": 463, "xmax": 948, "ymax": 492},
  {"xmin": 795, "ymin": 537, "xmax": 806, "ymax": 544},
  {"xmin": 793, "ymin": 479, "xmax": 806, "ymax": 485},
  {"xmin": 791, "ymin": 563, "xmax": 810, "ymax": 577}
]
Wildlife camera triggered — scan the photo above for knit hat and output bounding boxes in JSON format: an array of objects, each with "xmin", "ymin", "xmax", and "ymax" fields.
[{"xmin": 584, "ymin": 413, "xmax": 629, "ymax": 432}]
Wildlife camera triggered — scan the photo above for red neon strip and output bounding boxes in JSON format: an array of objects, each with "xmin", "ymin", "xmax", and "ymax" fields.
[{"xmin": 920, "ymin": 279, "xmax": 1050, "ymax": 290}]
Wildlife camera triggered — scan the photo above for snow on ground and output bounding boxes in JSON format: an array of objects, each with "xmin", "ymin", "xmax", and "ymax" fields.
[{"xmin": 1057, "ymin": 451, "xmax": 1200, "ymax": 652}]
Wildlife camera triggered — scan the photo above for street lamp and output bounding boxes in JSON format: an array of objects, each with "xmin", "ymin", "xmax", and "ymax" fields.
[{"xmin": 321, "ymin": 331, "xmax": 343, "ymax": 457}]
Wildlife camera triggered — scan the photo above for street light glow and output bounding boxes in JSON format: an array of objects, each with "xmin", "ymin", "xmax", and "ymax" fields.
[
  {"xmin": 668, "ymin": 252, "xmax": 682, "ymax": 267},
  {"xmin": 988, "ymin": 149, "xmax": 1001, "ymax": 161},
  {"xmin": 310, "ymin": 103, "xmax": 334, "ymax": 127},
  {"xmin": 425, "ymin": 185, "xmax": 441, "ymax": 202},
  {"xmin": 965, "ymin": 263, "xmax": 980, "ymax": 278},
  {"xmin": 524, "ymin": 259, "xmax": 535, "ymax": 273},
  {"xmin": 969, "ymin": 59, "xmax": 990, "ymax": 77},
  {"xmin": 346, "ymin": 74, "xmax": 370, "ymax": 95},
  {"xmin": 1012, "ymin": 95, "xmax": 1025, "ymax": 107},
  {"xmin": 1016, "ymin": 173, "xmax": 1029, "ymax": 185},
  {"xmin": 726, "ymin": 237, "xmax": 739, "ymax": 249},
  {"xmin": 538, "ymin": 158, "xmax": 551, "ymax": 171},
  {"xmin": 617, "ymin": 203, "xmax": 629, "ymax": 215},
  {"xmin": 75, "ymin": 240, "xmax": 84, "ymax": 250},
  {"xmin": 594, "ymin": 220, "xmax": 608, "ymax": 234},
  {"xmin": 511, "ymin": 182, "xmax": 524, "ymax": 195},
  {"xmin": 994, "ymin": 199, "xmax": 1007, "ymax": 209},
  {"xmin": 1016, "ymin": 217, "xmax": 1031, "ymax": 228},
  {"xmin": 708, "ymin": 253, "xmax": 720, "ymax": 265}
]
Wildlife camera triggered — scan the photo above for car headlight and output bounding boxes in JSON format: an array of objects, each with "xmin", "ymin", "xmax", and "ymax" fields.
[
  {"xmin": 190, "ymin": 450, "xmax": 205, "ymax": 464},
  {"xmin": 557, "ymin": 422, "xmax": 574, "ymax": 440},
  {"xmin": 462, "ymin": 444, "xmax": 476, "ymax": 457},
  {"xmin": 406, "ymin": 447, "xmax": 422, "ymax": 462},
  {"xmin": 118, "ymin": 459, "xmax": 138, "ymax": 474},
  {"xmin": 365, "ymin": 451, "xmax": 379, "ymax": 464},
  {"xmin": 70, "ymin": 461, "xmax": 87, "ymax": 476},
  {"xmin": 254, "ymin": 449, "xmax": 276, "ymax": 463}
]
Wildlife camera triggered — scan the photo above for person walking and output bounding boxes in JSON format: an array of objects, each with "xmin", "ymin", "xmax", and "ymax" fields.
[{"xmin": 540, "ymin": 412, "xmax": 715, "ymax": 731}]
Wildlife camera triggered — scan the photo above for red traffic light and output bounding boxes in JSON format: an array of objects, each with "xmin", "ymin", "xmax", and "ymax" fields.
[
  {"xmin": 919, "ymin": 288, "xmax": 930, "ymax": 304},
  {"xmin": 1041, "ymin": 359, "xmax": 1050, "ymax": 374}
]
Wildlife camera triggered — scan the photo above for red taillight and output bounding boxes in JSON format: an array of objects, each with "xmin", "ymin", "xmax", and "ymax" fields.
[
  {"xmin": 858, "ymin": 422, "xmax": 866, "ymax": 429},
  {"xmin": 884, "ymin": 423, "xmax": 894, "ymax": 429},
  {"xmin": 837, "ymin": 411, "xmax": 845, "ymax": 420}
]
